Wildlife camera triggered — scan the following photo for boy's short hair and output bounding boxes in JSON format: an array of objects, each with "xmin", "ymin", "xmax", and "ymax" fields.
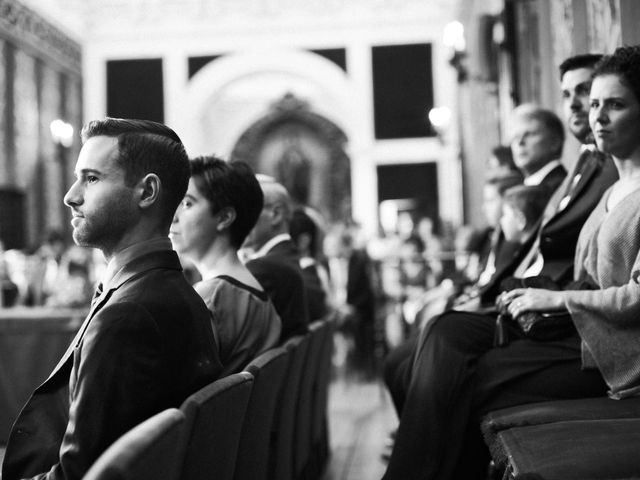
[
  {"xmin": 502, "ymin": 185, "xmax": 549, "ymax": 228},
  {"xmin": 485, "ymin": 172, "xmax": 524, "ymax": 196}
]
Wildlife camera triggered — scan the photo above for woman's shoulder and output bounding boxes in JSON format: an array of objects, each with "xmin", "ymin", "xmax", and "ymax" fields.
[{"xmin": 200, "ymin": 275, "xmax": 269, "ymax": 302}]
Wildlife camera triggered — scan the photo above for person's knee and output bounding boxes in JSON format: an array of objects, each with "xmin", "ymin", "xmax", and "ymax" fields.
[{"xmin": 429, "ymin": 311, "xmax": 465, "ymax": 339}]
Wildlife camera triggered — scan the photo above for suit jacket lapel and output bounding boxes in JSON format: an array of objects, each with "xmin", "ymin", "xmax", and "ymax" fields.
[
  {"xmin": 560, "ymin": 155, "xmax": 599, "ymax": 212},
  {"xmin": 40, "ymin": 250, "xmax": 181, "ymax": 386},
  {"xmin": 43, "ymin": 286, "xmax": 114, "ymax": 384}
]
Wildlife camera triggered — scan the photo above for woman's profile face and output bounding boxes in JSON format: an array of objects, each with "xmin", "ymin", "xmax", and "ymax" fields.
[
  {"xmin": 589, "ymin": 73, "xmax": 640, "ymax": 158},
  {"xmin": 169, "ymin": 177, "xmax": 219, "ymax": 260}
]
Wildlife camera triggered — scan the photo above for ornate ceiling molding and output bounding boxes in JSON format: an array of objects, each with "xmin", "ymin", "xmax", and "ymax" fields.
[{"xmin": 0, "ymin": 0, "xmax": 81, "ymax": 74}]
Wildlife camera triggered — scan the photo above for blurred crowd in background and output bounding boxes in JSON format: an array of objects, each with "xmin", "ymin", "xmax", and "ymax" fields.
[{"xmin": 0, "ymin": 170, "xmax": 512, "ymax": 378}]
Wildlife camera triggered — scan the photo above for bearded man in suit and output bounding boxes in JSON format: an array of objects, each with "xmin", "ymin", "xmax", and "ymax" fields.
[{"xmin": 2, "ymin": 118, "xmax": 223, "ymax": 480}]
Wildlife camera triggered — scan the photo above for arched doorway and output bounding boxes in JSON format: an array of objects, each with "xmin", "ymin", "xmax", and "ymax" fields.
[{"xmin": 231, "ymin": 93, "xmax": 350, "ymax": 222}]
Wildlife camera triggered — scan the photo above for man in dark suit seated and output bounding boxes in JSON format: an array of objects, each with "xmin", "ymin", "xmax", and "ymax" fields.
[
  {"xmin": 1, "ymin": 118, "xmax": 223, "ymax": 480},
  {"xmin": 243, "ymin": 176, "xmax": 310, "ymax": 341}
]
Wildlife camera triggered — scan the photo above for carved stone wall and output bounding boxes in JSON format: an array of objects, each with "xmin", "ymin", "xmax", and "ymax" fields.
[
  {"xmin": 586, "ymin": 0, "xmax": 621, "ymax": 53},
  {"xmin": 231, "ymin": 93, "xmax": 351, "ymax": 222},
  {"xmin": 0, "ymin": 0, "xmax": 82, "ymax": 248}
]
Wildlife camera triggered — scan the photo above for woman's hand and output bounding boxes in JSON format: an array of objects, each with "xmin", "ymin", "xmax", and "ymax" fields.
[{"xmin": 496, "ymin": 288, "xmax": 565, "ymax": 318}]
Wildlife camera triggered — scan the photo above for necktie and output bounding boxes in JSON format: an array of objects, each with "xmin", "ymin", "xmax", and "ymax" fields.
[
  {"xmin": 91, "ymin": 282, "xmax": 103, "ymax": 307},
  {"xmin": 514, "ymin": 151, "xmax": 592, "ymax": 277}
]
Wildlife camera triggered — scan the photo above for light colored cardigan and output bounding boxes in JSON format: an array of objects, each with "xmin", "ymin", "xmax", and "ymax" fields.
[{"xmin": 565, "ymin": 185, "xmax": 640, "ymax": 399}]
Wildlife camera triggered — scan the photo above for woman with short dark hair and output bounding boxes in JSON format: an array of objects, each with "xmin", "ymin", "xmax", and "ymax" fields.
[{"xmin": 170, "ymin": 156, "xmax": 281, "ymax": 375}]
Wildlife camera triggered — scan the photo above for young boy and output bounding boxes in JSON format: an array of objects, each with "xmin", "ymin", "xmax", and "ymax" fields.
[{"xmin": 500, "ymin": 185, "xmax": 549, "ymax": 244}]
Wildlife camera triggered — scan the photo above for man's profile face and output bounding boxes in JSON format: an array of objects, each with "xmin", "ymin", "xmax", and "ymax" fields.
[
  {"xmin": 561, "ymin": 67, "xmax": 594, "ymax": 143},
  {"xmin": 63, "ymin": 136, "xmax": 137, "ymax": 255},
  {"xmin": 509, "ymin": 117, "xmax": 560, "ymax": 175}
]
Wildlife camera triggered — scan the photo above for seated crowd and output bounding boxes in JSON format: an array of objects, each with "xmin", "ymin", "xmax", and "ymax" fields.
[
  {"xmin": 382, "ymin": 45, "xmax": 640, "ymax": 480},
  {"xmin": 0, "ymin": 118, "xmax": 336, "ymax": 480},
  {"xmin": 4, "ymin": 45, "xmax": 640, "ymax": 480}
]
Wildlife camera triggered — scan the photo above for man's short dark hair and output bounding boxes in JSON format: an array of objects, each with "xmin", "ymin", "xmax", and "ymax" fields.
[
  {"xmin": 559, "ymin": 54, "xmax": 603, "ymax": 80},
  {"xmin": 190, "ymin": 156, "xmax": 264, "ymax": 249},
  {"xmin": 81, "ymin": 118, "xmax": 190, "ymax": 228},
  {"xmin": 592, "ymin": 45, "xmax": 640, "ymax": 105},
  {"xmin": 290, "ymin": 208, "xmax": 319, "ymax": 257}
]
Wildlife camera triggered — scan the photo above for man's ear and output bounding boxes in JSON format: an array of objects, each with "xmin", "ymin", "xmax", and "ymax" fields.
[
  {"xmin": 269, "ymin": 202, "xmax": 285, "ymax": 226},
  {"xmin": 216, "ymin": 207, "xmax": 237, "ymax": 232},
  {"xmin": 137, "ymin": 173, "xmax": 161, "ymax": 209}
]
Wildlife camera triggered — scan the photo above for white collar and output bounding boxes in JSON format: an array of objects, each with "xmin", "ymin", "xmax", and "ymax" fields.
[
  {"xmin": 251, "ymin": 233, "xmax": 292, "ymax": 259},
  {"xmin": 524, "ymin": 160, "xmax": 562, "ymax": 186}
]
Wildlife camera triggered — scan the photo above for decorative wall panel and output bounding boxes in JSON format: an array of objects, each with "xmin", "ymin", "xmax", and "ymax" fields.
[
  {"xmin": 550, "ymin": 0, "xmax": 574, "ymax": 72},
  {"xmin": 13, "ymin": 49, "xmax": 38, "ymax": 191},
  {"xmin": 586, "ymin": 0, "xmax": 621, "ymax": 53},
  {"xmin": 0, "ymin": 39, "xmax": 6, "ymax": 185},
  {"xmin": 40, "ymin": 64, "xmax": 61, "ymax": 231}
]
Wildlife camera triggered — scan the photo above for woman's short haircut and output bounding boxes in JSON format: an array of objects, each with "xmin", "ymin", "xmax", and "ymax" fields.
[
  {"xmin": 189, "ymin": 156, "xmax": 264, "ymax": 249},
  {"xmin": 593, "ymin": 45, "xmax": 640, "ymax": 104}
]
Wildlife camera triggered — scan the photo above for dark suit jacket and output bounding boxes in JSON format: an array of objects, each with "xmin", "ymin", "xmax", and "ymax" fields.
[
  {"xmin": 2, "ymin": 250, "xmax": 223, "ymax": 480},
  {"xmin": 479, "ymin": 231, "xmax": 537, "ymax": 305},
  {"xmin": 538, "ymin": 163, "xmax": 568, "ymax": 198},
  {"xmin": 266, "ymin": 239, "xmax": 327, "ymax": 320},
  {"xmin": 246, "ymin": 241, "xmax": 309, "ymax": 341},
  {"xmin": 478, "ymin": 163, "xmax": 567, "ymax": 305},
  {"xmin": 536, "ymin": 149, "xmax": 618, "ymax": 284}
]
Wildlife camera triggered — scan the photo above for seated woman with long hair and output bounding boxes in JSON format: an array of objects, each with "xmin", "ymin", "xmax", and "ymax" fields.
[
  {"xmin": 383, "ymin": 45, "xmax": 640, "ymax": 480},
  {"xmin": 170, "ymin": 156, "xmax": 281, "ymax": 375}
]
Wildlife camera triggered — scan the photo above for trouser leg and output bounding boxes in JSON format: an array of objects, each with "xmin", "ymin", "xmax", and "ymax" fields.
[
  {"xmin": 383, "ymin": 335, "xmax": 418, "ymax": 416},
  {"xmin": 473, "ymin": 335, "xmax": 607, "ymax": 415},
  {"xmin": 451, "ymin": 336, "xmax": 607, "ymax": 479},
  {"xmin": 382, "ymin": 310, "xmax": 505, "ymax": 480}
]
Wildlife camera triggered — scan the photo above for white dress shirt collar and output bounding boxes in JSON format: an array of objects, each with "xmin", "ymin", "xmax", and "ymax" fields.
[
  {"xmin": 251, "ymin": 233, "xmax": 292, "ymax": 259},
  {"xmin": 524, "ymin": 159, "xmax": 562, "ymax": 186}
]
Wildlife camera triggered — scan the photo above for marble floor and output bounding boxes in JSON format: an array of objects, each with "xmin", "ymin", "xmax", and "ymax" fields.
[{"xmin": 321, "ymin": 371, "xmax": 398, "ymax": 480}]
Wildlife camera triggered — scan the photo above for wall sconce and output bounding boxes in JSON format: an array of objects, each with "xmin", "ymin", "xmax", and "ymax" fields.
[
  {"xmin": 50, "ymin": 119, "xmax": 74, "ymax": 148},
  {"xmin": 50, "ymin": 119, "xmax": 74, "ymax": 238},
  {"xmin": 443, "ymin": 20, "xmax": 468, "ymax": 83},
  {"xmin": 428, "ymin": 106, "xmax": 452, "ymax": 143}
]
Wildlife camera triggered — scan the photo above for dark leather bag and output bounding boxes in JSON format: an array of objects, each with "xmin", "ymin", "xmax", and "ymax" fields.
[{"xmin": 494, "ymin": 276, "xmax": 592, "ymax": 346}]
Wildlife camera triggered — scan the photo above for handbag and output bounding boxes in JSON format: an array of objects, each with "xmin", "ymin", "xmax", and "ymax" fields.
[{"xmin": 493, "ymin": 275, "xmax": 580, "ymax": 346}]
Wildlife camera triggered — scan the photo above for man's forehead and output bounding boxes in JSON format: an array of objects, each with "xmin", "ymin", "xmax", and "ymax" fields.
[
  {"xmin": 561, "ymin": 67, "xmax": 593, "ymax": 89},
  {"xmin": 76, "ymin": 136, "xmax": 120, "ymax": 171}
]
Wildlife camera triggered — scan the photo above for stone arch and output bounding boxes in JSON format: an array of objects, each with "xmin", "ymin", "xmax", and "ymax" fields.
[{"xmin": 174, "ymin": 49, "xmax": 355, "ymax": 158}]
